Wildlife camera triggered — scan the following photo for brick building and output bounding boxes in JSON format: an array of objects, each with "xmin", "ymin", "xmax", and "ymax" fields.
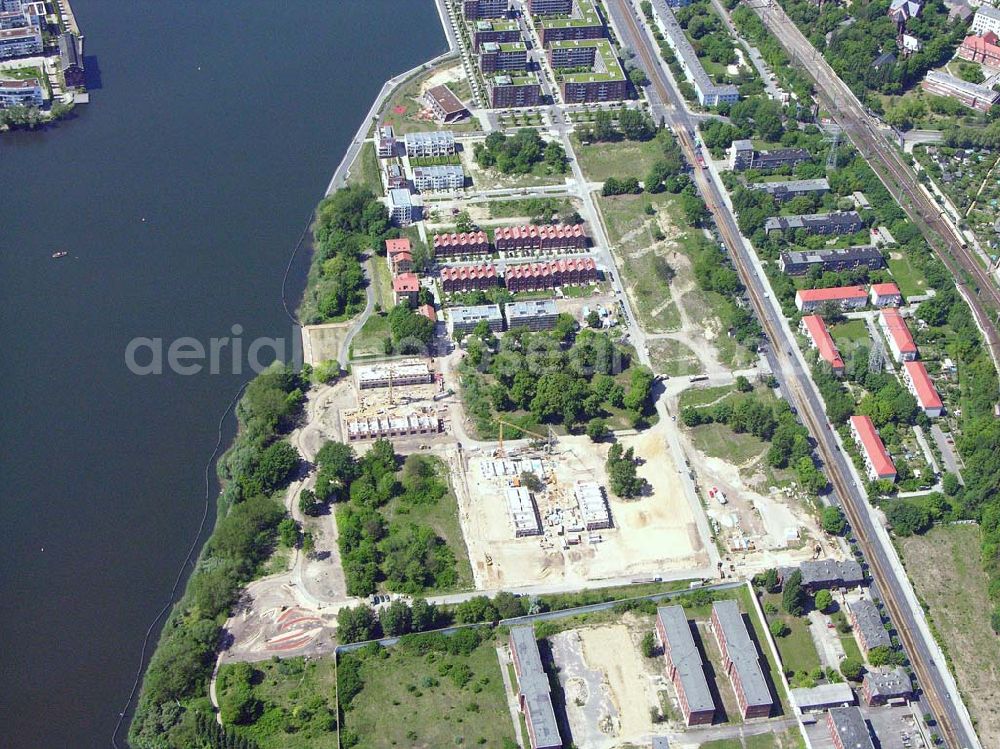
[
  {"xmin": 440, "ymin": 263, "xmax": 499, "ymax": 292},
  {"xmin": 655, "ymin": 606, "xmax": 716, "ymax": 725},
  {"xmin": 504, "ymin": 257, "xmax": 597, "ymax": 292},
  {"xmin": 493, "ymin": 223, "xmax": 588, "ymax": 252},
  {"xmin": 488, "ymin": 72, "xmax": 542, "ymax": 108},
  {"xmin": 433, "ymin": 231, "xmax": 491, "ymax": 258},
  {"xmin": 711, "ymin": 600, "xmax": 773, "ymax": 719}
]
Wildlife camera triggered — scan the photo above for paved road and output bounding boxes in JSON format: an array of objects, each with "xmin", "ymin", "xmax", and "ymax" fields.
[{"xmin": 609, "ymin": 1, "xmax": 978, "ymax": 747}]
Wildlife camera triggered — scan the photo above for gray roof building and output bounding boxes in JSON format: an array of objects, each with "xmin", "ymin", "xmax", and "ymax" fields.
[
  {"xmin": 749, "ymin": 178, "xmax": 830, "ymax": 202},
  {"xmin": 509, "ymin": 626, "xmax": 562, "ymax": 749},
  {"xmin": 862, "ymin": 666, "xmax": 913, "ymax": 705},
  {"xmin": 711, "ymin": 600, "xmax": 772, "ymax": 716},
  {"xmin": 448, "ymin": 303, "xmax": 504, "ymax": 335},
  {"xmin": 656, "ymin": 606, "xmax": 715, "ymax": 723},
  {"xmin": 764, "ymin": 211, "xmax": 864, "ymax": 235},
  {"xmin": 826, "ymin": 706, "xmax": 876, "ymax": 749},
  {"xmin": 848, "ymin": 598, "xmax": 892, "ymax": 653},
  {"xmin": 790, "ymin": 682, "xmax": 855, "ymax": 712},
  {"xmin": 779, "ymin": 245, "xmax": 884, "ymax": 275},
  {"xmin": 797, "ymin": 559, "xmax": 864, "ymax": 590},
  {"xmin": 505, "ymin": 299, "xmax": 560, "ymax": 331}
]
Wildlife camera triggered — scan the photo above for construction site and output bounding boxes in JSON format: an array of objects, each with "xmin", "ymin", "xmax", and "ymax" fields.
[{"xmin": 450, "ymin": 424, "xmax": 709, "ymax": 590}]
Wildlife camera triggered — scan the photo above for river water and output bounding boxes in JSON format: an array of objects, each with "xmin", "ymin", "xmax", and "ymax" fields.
[{"xmin": 0, "ymin": 2, "xmax": 445, "ymax": 746}]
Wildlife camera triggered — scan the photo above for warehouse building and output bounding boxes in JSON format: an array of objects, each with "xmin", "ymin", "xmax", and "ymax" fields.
[
  {"xmin": 879, "ymin": 307, "xmax": 917, "ymax": 362},
  {"xmin": 778, "ymin": 246, "xmax": 884, "ymax": 275},
  {"xmin": 509, "ymin": 626, "xmax": 562, "ymax": 749},
  {"xmin": 403, "ymin": 130, "xmax": 457, "ymax": 157},
  {"xmin": 794, "ymin": 285, "xmax": 869, "ymax": 313},
  {"xmin": 728, "ymin": 139, "xmax": 811, "ymax": 171},
  {"xmin": 434, "ymin": 230, "xmax": 491, "ymax": 257},
  {"xmin": 573, "ymin": 481, "xmax": 611, "ymax": 530},
  {"xmin": 355, "ymin": 360, "xmax": 434, "ymax": 390},
  {"xmin": 903, "ymin": 360, "xmax": 943, "ymax": 418},
  {"xmin": 764, "ymin": 211, "xmax": 864, "ymax": 236},
  {"xmin": 440, "ymin": 263, "xmax": 499, "ymax": 292},
  {"xmin": 711, "ymin": 600, "xmax": 773, "ymax": 719},
  {"xmin": 849, "ymin": 415, "xmax": 896, "ymax": 482},
  {"xmin": 448, "ymin": 303, "xmax": 505, "ymax": 335},
  {"xmin": 504, "ymin": 257, "xmax": 597, "ymax": 292},
  {"xmin": 790, "ymin": 682, "xmax": 855, "ymax": 713},
  {"xmin": 800, "ymin": 315, "xmax": 845, "ymax": 375},
  {"xmin": 494, "ymin": 222, "xmax": 588, "ymax": 252},
  {"xmin": 656, "ymin": 606, "xmax": 716, "ymax": 726},
  {"xmin": 506, "ymin": 299, "xmax": 560, "ymax": 331},
  {"xmin": 505, "ymin": 487, "xmax": 543, "ymax": 537},
  {"xmin": 826, "ymin": 707, "xmax": 876, "ymax": 749},
  {"xmin": 749, "ymin": 177, "xmax": 830, "ymax": 203},
  {"xmin": 489, "ymin": 72, "xmax": 542, "ymax": 108}
]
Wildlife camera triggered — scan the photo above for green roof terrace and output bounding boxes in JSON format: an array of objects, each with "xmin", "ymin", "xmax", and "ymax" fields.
[
  {"xmin": 491, "ymin": 71, "xmax": 541, "ymax": 86},
  {"xmin": 474, "ymin": 19, "xmax": 520, "ymax": 31},
  {"xmin": 556, "ymin": 39, "xmax": 625, "ymax": 82},
  {"xmin": 538, "ymin": 0, "xmax": 601, "ymax": 28}
]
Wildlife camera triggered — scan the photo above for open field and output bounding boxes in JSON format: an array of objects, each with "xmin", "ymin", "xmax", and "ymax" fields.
[
  {"xmin": 379, "ymin": 61, "xmax": 479, "ymax": 135},
  {"xmin": 898, "ymin": 524, "xmax": 1000, "ymax": 748},
  {"xmin": 217, "ymin": 657, "xmax": 339, "ymax": 749},
  {"xmin": 679, "ymin": 384, "xmax": 736, "ymax": 410},
  {"xmin": 350, "ymin": 313, "xmax": 390, "ymax": 360},
  {"xmin": 340, "ymin": 637, "xmax": 515, "ymax": 749},
  {"xmin": 649, "ymin": 337, "xmax": 705, "ymax": 377},
  {"xmin": 572, "ymin": 136, "xmax": 666, "ymax": 182},
  {"xmin": 455, "ymin": 428, "xmax": 706, "ymax": 590},
  {"xmin": 347, "ymin": 141, "xmax": 383, "ymax": 195},
  {"xmin": 302, "ymin": 322, "xmax": 351, "ymax": 366},
  {"xmin": 689, "ymin": 422, "xmax": 768, "ymax": 467},
  {"xmin": 887, "ymin": 251, "xmax": 929, "ymax": 298},
  {"xmin": 760, "ymin": 593, "xmax": 823, "ymax": 679},
  {"xmin": 368, "ymin": 254, "xmax": 395, "ymax": 312},
  {"xmin": 459, "ymin": 143, "xmax": 569, "ymax": 191}
]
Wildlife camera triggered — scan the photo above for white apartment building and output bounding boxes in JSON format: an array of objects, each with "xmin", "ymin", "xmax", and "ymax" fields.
[
  {"xmin": 971, "ymin": 5, "xmax": 1000, "ymax": 35},
  {"xmin": 403, "ymin": 130, "xmax": 456, "ymax": 158},
  {"xmin": 0, "ymin": 76, "xmax": 42, "ymax": 107},
  {"xmin": 0, "ymin": 24, "xmax": 41, "ymax": 58}
]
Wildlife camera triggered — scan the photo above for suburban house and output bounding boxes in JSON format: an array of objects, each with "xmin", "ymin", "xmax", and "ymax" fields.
[
  {"xmin": 377, "ymin": 126, "xmax": 396, "ymax": 158},
  {"xmin": 849, "ymin": 415, "xmax": 896, "ymax": 482},
  {"xmin": 800, "ymin": 315, "xmax": 845, "ymax": 375},
  {"xmin": 656, "ymin": 606, "xmax": 716, "ymax": 726}
]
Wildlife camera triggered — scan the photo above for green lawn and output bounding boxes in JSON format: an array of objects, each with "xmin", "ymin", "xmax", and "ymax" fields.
[
  {"xmin": 369, "ymin": 254, "xmax": 395, "ymax": 313},
  {"xmin": 379, "ymin": 63, "xmax": 479, "ymax": 135},
  {"xmin": 648, "ymin": 338, "xmax": 704, "ymax": 377},
  {"xmin": 761, "ymin": 594, "xmax": 822, "ymax": 680},
  {"xmin": 828, "ymin": 319, "xmax": 870, "ymax": 357},
  {"xmin": 887, "ymin": 252, "xmax": 929, "ymax": 298},
  {"xmin": 347, "ymin": 142, "xmax": 383, "ymax": 195},
  {"xmin": 341, "ymin": 637, "xmax": 515, "ymax": 749},
  {"xmin": 689, "ymin": 422, "xmax": 767, "ymax": 465},
  {"xmin": 2, "ymin": 65, "xmax": 42, "ymax": 81},
  {"xmin": 350, "ymin": 313, "xmax": 390, "ymax": 360},
  {"xmin": 487, "ymin": 197, "xmax": 576, "ymax": 219},
  {"xmin": 572, "ymin": 135, "xmax": 667, "ymax": 182},
  {"xmin": 679, "ymin": 384, "xmax": 735, "ymax": 409},
  {"xmin": 217, "ymin": 657, "xmax": 339, "ymax": 749}
]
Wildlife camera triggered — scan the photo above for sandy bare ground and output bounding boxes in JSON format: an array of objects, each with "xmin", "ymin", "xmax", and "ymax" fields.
[{"xmin": 579, "ymin": 624, "xmax": 657, "ymax": 742}]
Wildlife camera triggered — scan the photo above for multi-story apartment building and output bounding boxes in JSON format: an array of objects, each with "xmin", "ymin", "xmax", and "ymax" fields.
[
  {"xmin": 749, "ymin": 177, "xmax": 830, "ymax": 203},
  {"xmin": 0, "ymin": 76, "xmax": 41, "ymax": 107},
  {"xmin": 412, "ymin": 164, "xmax": 465, "ymax": 192},
  {"xmin": 504, "ymin": 257, "xmax": 597, "ymax": 292},
  {"xmin": 377, "ymin": 125, "xmax": 396, "ymax": 158},
  {"xmin": 0, "ymin": 25, "xmax": 41, "ymax": 58},
  {"xmin": 478, "ymin": 40, "xmax": 528, "ymax": 73},
  {"xmin": 779, "ymin": 246, "xmax": 884, "ymax": 275},
  {"xmin": 547, "ymin": 38, "xmax": 599, "ymax": 68},
  {"xmin": 800, "ymin": 315, "xmax": 845, "ymax": 375},
  {"xmin": 448, "ymin": 303, "xmax": 504, "ymax": 335},
  {"xmin": 527, "ymin": 0, "xmax": 573, "ymax": 14},
  {"xmin": 655, "ymin": 606, "xmax": 716, "ymax": 725},
  {"xmin": 471, "ymin": 18, "xmax": 521, "ymax": 49},
  {"xmin": 921, "ymin": 69, "xmax": 999, "ymax": 112},
  {"xmin": 440, "ymin": 263, "xmax": 499, "ymax": 292},
  {"xmin": 878, "ymin": 307, "xmax": 917, "ymax": 362},
  {"xmin": 388, "ymin": 188, "xmax": 416, "ymax": 226},
  {"xmin": 869, "ymin": 282, "xmax": 902, "ymax": 307},
  {"xmin": 794, "ymin": 285, "xmax": 869, "ymax": 312},
  {"xmin": 493, "ymin": 222, "xmax": 588, "ymax": 252},
  {"xmin": 711, "ymin": 600, "xmax": 773, "ymax": 719},
  {"xmin": 488, "ymin": 72, "xmax": 542, "ymax": 108},
  {"xmin": 423, "ymin": 84, "xmax": 469, "ymax": 123},
  {"xmin": 505, "ymin": 299, "xmax": 560, "ymax": 331},
  {"xmin": 971, "ymin": 5, "xmax": 1000, "ymax": 35},
  {"xmin": 0, "ymin": 9, "xmax": 27, "ymax": 29},
  {"xmin": 846, "ymin": 598, "xmax": 892, "ymax": 656},
  {"xmin": 849, "ymin": 415, "xmax": 897, "ymax": 482},
  {"xmin": 538, "ymin": 0, "xmax": 605, "ymax": 44},
  {"xmin": 728, "ymin": 139, "xmax": 811, "ymax": 171},
  {"xmin": 557, "ymin": 38, "xmax": 627, "ymax": 103},
  {"xmin": 902, "ymin": 361, "xmax": 943, "ymax": 418},
  {"xmin": 392, "ymin": 272, "xmax": 420, "ymax": 306},
  {"xmin": 386, "ymin": 238, "xmax": 413, "ymax": 275},
  {"xmin": 796, "ymin": 559, "xmax": 864, "ymax": 591},
  {"xmin": 463, "ymin": 0, "xmax": 509, "ymax": 20},
  {"xmin": 764, "ymin": 211, "xmax": 864, "ymax": 236},
  {"xmin": 403, "ymin": 130, "xmax": 456, "ymax": 158},
  {"xmin": 958, "ymin": 31, "xmax": 1000, "ymax": 66},
  {"xmin": 433, "ymin": 230, "xmax": 491, "ymax": 257}
]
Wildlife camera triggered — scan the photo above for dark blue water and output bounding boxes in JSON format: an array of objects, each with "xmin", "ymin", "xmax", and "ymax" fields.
[{"xmin": 0, "ymin": 2, "xmax": 445, "ymax": 747}]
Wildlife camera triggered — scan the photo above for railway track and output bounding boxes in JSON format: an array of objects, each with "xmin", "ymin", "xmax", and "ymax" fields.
[{"xmin": 608, "ymin": 2, "xmax": 974, "ymax": 746}]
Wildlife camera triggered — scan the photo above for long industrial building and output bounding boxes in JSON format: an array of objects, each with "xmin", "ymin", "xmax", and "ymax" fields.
[
  {"xmin": 345, "ymin": 414, "xmax": 443, "ymax": 441},
  {"xmin": 711, "ymin": 600, "xmax": 772, "ymax": 719},
  {"xmin": 656, "ymin": 606, "xmax": 716, "ymax": 725},
  {"xmin": 778, "ymin": 246, "xmax": 884, "ymax": 275},
  {"xmin": 508, "ymin": 626, "xmax": 562, "ymax": 749},
  {"xmin": 506, "ymin": 486, "xmax": 543, "ymax": 537},
  {"xmin": 355, "ymin": 360, "xmax": 434, "ymax": 390}
]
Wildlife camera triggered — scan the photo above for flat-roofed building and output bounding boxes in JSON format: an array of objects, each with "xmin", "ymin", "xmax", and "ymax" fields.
[
  {"xmin": 377, "ymin": 125, "xmax": 396, "ymax": 158},
  {"xmin": 547, "ymin": 38, "xmax": 599, "ymax": 68},
  {"xmin": 0, "ymin": 76, "xmax": 41, "ymax": 107},
  {"xmin": 423, "ymin": 84, "xmax": 470, "ymax": 122},
  {"xmin": 505, "ymin": 487, "xmax": 543, "ymax": 537},
  {"xmin": 346, "ymin": 413, "xmax": 443, "ymax": 441},
  {"xmin": 393, "ymin": 272, "xmax": 420, "ymax": 305},
  {"xmin": 903, "ymin": 361, "xmax": 943, "ymax": 418},
  {"xmin": 472, "ymin": 18, "xmax": 522, "ymax": 49},
  {"xmin": 506, "ymin": 299, "xmax": 560, "ymax": 331},
  {"xmin": 862, "ymin": 666, "xmax": 913, "ymax": 706},
  {"xmin": 557, "ymin": 38, "xmax": 627, "ymax": 103},
  {"xmin": 796, "ymin": 559, "xmax": 864, "ymax": 591},
  {"xmin": 388, "ymin": 188, "xmax": 417, "ymax": 226},
  {"xmin": 479, "ymin": 40, "xmax": 529, "ymax": 73},
  {"xmin": 449, "ymin": 303, "xmax": 504, "ymax": 335},
  {"xmin": 921, "ymin": 69, "xmax": 1000, "ymax": 112},
  {"xmin": 494, "ymin": 222, "xmax": 588, "ymax": 251},
  {"xmin": 504, "ymin": 257, "xmax": 597, "ymax": 292},
  {"xmin": 434, "ymin": 230, "xmax": 491, "ymax": 257},
  {"xmin": 651, "ymin": 0, "xmax": 740, "ymax": 106},
  {"xmin": 355, "ymin": 359, "xmax": 434, "ymax": 390},
  {"xmin": 0, "ymin": 8, "xmax": 27, "ymax": 29},
  {"xmin": 538, "ymin": 0, "xmax": 605, "ymax": 44},
  {"xmin": 847, "ymin": 598, "xmax": 891, "ymax": 656},
  {"xmin": 850, "ymin": 415, "xmax": 896, "ymax": 482},
  {"xmin": 441, "ymin": 263, "xmax": 499, "ymax": 292},
  {"xmin": 403, "ymin": 130, "xmax": 457, "ymax": 157},
  {"xmin": 508, "ymin": 626, "xmax": 562, "ymax": 749},
  {"xmin": 879, "ymin": 307, "xmax": 917, "ymax": 362},
  {"xmin": 870, "ymin": 282, "xmax": 902, "ymax": 307},
  {"xmin": 573, "ymin": 481, "xmax": 611, "ymax": 530},
  {"xmin": 386, "ymin": 162, "xmax": 407, "ymax": 190},
  {"xmin": 412, "ymin": 164, "xmax": 465, "ymax": 192},
  {"xmin": 800, "ymin": 315, "xmax": 845, "ymax": 375},
  {"xmin": 728, "ymin": 139, "xmax": 810, "ymax": 171},
  {"xmin": 790, "ymin": 682, "xmax": 855, "ymax": 712},
  {"xmin": 750, "ymin": 178, "xmax": 830, "ymax": 203},
  {"xmin": 794, "ymin": 285, "xmax": 869, "ymax": 313},
  {"xmin": 779, "ymin": 246, "xmax": 883, "ymax": 275},
  {"xmin": 528, "ymin": 0, "xmax": 573, "ymax": 14},
  {"xmin": 489, "ymin": 72, "xmax": 542, "ymax": 108},
  {"xmin": 826, "ymin": 707, "xmax": 876, "ymax": 749},
  {"xmin": 764, "ymin": 211, "xmax": 864, "ymax": 236},
  {"xmin": 971, "ymin": 4, "xmax": 1000, "ymax": 35},
  {"xmin": 464, "ymin": 0, "xmax": 509, "ymax": 20},
  {"xmin": 656, "ymin": 606, "xmax": 716, "ymax": 726},
  {"xmin": 711, "ymin": 600, "xmax": 772, "ymax": 719},
  {"xmin": 0, "ymin": 25, "xmax": 41, "ymax": 58}
]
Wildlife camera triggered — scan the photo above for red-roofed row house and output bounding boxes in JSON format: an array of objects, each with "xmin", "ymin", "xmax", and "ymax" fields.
[
  {"xmin": 505, "ymin": 257, "xmax": 598, "ymax": 292},
  {"xmin": 878, "ymin": 308, "xmax": 918, "ymax": 363},
  {"xmin": 440, "ymin": 263, "xmax": 499, "ymax": 292},
  {"xmin": 903, "ymin": 361, "xmax": 943, "ymax": 417},
  {"xmin": 434, "ymin": 231, "xmax": 491, "ymax": 258},
  {"xmin": 494, "ymin": 223, "xmax": 588, "ymax": 252},
  {"xmin": 800, "ymin": 315, "xmax": 845, "ymax": 375},
  {"xmin": 795, "ymin": 286, "xmax": 869, "ymax": 312},
  {"xmin": 850, "ymin": 415, "xmax": 897, "ymax": 482}
]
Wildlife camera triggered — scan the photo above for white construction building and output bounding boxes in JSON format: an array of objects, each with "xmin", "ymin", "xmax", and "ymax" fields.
[{"xmin": 505, "ymin": 486, "xmax": 542, "ymax": 537}]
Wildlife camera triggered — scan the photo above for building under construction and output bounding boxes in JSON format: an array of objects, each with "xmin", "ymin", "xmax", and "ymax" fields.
[
  {"xmin": 573, "ymin": 481, "xmax": 611, "ymax": 530},
  {"xmin": 354, "ymin": 359, "xmax": 434, "ymax": 390},
  {"xmin": 505, "ymin": 486, "xmax": 543, "ymax": 537},
  {"xmin": 345, "ymin": 413, "xmax": 443, "ymax": 441}
]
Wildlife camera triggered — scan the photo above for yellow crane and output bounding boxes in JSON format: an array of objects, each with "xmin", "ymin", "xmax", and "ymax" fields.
[{"xmin": 495, "ymin": 417, "xmax": 556, "ymax": 458}]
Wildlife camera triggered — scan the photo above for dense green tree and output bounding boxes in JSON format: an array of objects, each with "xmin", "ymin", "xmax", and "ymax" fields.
[
  {"xmin": 885, "ymin": 501, "xmax": 932, "ymax": 536},
  {"xmin": 781, "ymin": 570, "xmax": 807, "ymax": 616},
  {"xmin": 338, "ymin": 604, "xmax": 380, "ymax": 644},
  {"xmin": 840, "ymin": 656, "xmax": 864, "ymax": 681},
  {"xmin": 380, "ymin": 600, "xmax": 413, "ymax": 636},
  {"xmin": 821, "ymin": 506, "xmax": 847, "ymax": 536},
  {"xmin": 814, "ymin": 589, "xmax": 834, "ymax": 613}
]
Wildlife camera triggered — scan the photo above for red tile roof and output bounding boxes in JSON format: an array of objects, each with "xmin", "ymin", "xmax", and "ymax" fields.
[
  {"xmin": 870, "ymin": 282, "xmax": 901, "ymax": 298},
  {"xmin": 433, "ymin": 231, "xmax": 489, "ymax": 249},
  {"xmin": 440, "ymin": 263, "xmax": 497, "ymax": 281},
  {"xmin": 801, "ymin": 315, "xmax": 845, "ymax": 372},
  {"xmin": 418, "ymin": 303, "xmax": 437, "ymax": 322},
  {"xmin": 505, "ymin": 257, "xmax": 596, "ymax": 278},
  {"xmin": 796, "ymin": 285, "xmax": 868, "ymax": 304},
  {"xmin": 880, "ymin": 308, "xmax": 917, "ymax": 356},
  {"xmin": 393, "ymin": 272, "xmax": 420, "ymax": 292},
  {"xmin": 493, "ymin": 223, "xmax": 586, "ymax": 242},
  {"xmin": 385, "ymin": 238, "xmax": 411, "ymax": 256},
  {"xmin": 850, "ymin": 415, "xmax": 896, "ymax": 478},
  {"xmin": 904, "ymin": 361, "xmax": 943, "ymax": 410}
]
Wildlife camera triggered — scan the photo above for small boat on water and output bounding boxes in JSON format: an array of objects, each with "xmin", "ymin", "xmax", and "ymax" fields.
[{"xmin": 51, "ymin": 251, "xmax": 68, "ymax": 259}]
